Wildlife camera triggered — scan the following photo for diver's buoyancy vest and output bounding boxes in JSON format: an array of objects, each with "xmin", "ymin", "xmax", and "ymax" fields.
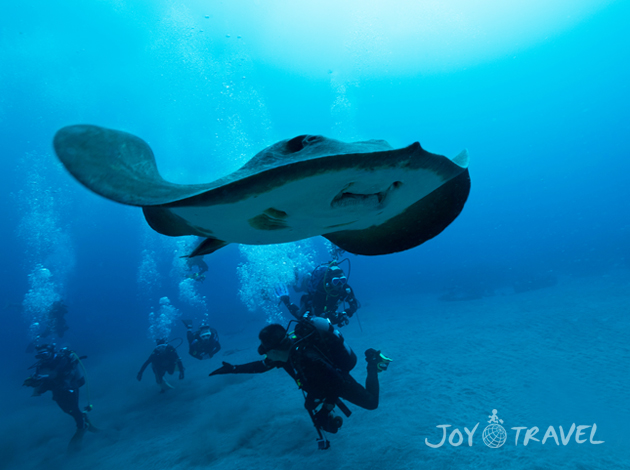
[
  {"xmin": 55, "ymin": 348, "xmax": 85, "ymax": 389},
  {"xmin": 153, "ymin": 344, "xmax": 178, "ymax": 364},
  {"xmin": 293, "ymin": 317, "xmax": 357, "ymax": 373}
]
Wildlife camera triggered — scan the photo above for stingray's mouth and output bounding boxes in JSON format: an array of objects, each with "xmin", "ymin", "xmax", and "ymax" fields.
[{"xmin": 331, "ymin": 181, "xmax": 402, "ymax": 209}]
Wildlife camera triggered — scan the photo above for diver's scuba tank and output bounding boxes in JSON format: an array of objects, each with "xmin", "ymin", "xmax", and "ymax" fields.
[{"xmin": 294, "ymin": 316, "xmax": 357, "ymax": 372}]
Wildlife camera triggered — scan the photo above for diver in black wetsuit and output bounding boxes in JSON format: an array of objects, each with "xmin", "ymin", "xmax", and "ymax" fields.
[
  {"xmin": 209, "ymin": 317, "xmax": 391, "ymax": 448},
  {"xmin": 23, "ymin": 344, "xmax": 96, "ymax": 452},
  {"xmin": 182, "ymin": 320, "xmax": 221, "ymax": 360},
  {"xmin": 186, "ymin": 256, "xmax": 209, "ymax": 282},
  {"xmin": 279, "ymin": 264, "xmax": 359, "ymax": 327},
  {"xmin": 137, "ymin": 339, "xmax": 185, "ymax": 393}
]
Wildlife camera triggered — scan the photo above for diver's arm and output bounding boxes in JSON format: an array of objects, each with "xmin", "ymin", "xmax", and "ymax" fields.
[
  {"xmin": 280, "ymin": 296, "xmax": 301, "ymax": 319},
  {"xmin": 177, "ymin": 356, "xmax": 185, "ymax": 379},
  {"xmin": 188, "ymin": 339, "xmax": 204, "ymax": 360},
  {"xmin": 27, "ymin": 373, "xmax": 54, "ymax": 394},
  {"xmin": 138, "ymin": 358, "xmax": 152, "ymax": 374},
  {"xmin": 210, "ymin": 329, "xmax": 221, "ymax": 356},
  {"xmin": 137, "ymin": 355, "xmax": 153, "ymax": 380},
  {"xmin": 209, "ymin": 360, "xmax": 276, "ymax": 376},
  {"xmin": 169, "ymin": 346, "xmax": 185, "ymax": 376},
  {"xmin": 344, "ymin": 286, "xmax": 358, "ymax": 316}
]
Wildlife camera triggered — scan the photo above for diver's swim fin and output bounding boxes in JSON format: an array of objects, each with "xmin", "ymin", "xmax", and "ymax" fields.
[
  {"xmin": 84, "ymin": 413, "xmax": 99, "ymax": 433},
  {"xmin": 67, "ymin": 428, "xmax": 86, "ymax": 453},
  {"xmin": 159, "ymin": 380, "xmax": 174, "ymax": 393}
]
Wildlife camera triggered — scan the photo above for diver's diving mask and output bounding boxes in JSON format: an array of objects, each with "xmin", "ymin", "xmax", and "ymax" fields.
[{"xmin": 330, "ymin": 276, "xmax": 347, "ymax": 287}]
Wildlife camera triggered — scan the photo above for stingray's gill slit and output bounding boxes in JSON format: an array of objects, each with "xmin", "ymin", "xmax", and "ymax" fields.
[{"xmin": 331, "ymin": 181, "xmax": 403, "ymax": 209}]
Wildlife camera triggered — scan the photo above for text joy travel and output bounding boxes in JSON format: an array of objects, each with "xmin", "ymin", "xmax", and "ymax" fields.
[{"xmin": 425, "ymin": 410, "xmax": 604, "ymax": 448}]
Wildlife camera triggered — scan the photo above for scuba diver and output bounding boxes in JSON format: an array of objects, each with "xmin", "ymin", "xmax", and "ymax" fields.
[
  {"xmin": 23, "ymin": 343, "xmax": 96, "ymax": 452},
  {"xmin": 182, "ymin": 320, "xmax": 221, "ymax": 360},
  {"xmin": 277, "ymin": 262, "xmax": 359, "ymax": 327},
  {"xmin": 209, "ymin": 316, "xmax": 391, "ymax": 449},
  {"xmin": 137, "ymin": 338, "xmax": 185, "ymax": 393},
  {"xmin": 185, "ymin": 256, "xmax": 209, "ymax": 282}
]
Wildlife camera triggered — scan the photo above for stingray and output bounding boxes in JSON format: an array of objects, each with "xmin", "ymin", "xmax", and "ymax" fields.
[{"xmin": 53, "ymin": 125, "xmax": 471, "ymax": 257}]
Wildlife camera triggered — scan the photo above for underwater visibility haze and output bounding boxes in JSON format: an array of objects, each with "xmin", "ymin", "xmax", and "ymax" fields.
[{"xmin": 0, "ymin": 0, "xmax": 629, "ymax": 469}]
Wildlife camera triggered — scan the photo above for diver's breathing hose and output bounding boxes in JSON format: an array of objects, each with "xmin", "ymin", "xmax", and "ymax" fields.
[
  {"xmin": 355, "ymin": 311, "xmax": 363, "ymax": 333},
  {"xmin": 71, "ymin": 352, "xmax": 93, "ymax": 412},
  {"xmin": 169, "ymin": 337, "xmax": 184, "ymax": 349},
  {"xmin": 337, "ymin": 257, "xmax": 351, "ymax": 281}
]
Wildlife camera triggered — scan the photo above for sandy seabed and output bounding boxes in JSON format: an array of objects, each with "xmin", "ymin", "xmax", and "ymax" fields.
[{"xmin": 2, "ymin": 270, "xmax": 629, "ymax": 470}]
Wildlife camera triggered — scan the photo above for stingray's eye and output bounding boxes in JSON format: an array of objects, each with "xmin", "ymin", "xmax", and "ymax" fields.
[
  {"xmin": 286, "ymin": 135, "xmax": 323, "ymax": 153},
  {"xmin": 286, "ymin": 135, "xmax": 308, "ymax": 153}
]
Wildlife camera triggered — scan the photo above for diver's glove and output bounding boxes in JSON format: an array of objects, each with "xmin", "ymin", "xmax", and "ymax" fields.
[
  {"xmin": 329, "ymin": 312, "xmax": 349, "ymax": 327},
  {"xmin": 136, "ymin": 372, "xmax": 143, "ymax": 382},
  {"xmin": 179, "ymin": 369, "xmax": 185, "ymax": 380},
  {"xmin": 23, "ymin": 376, "xmax": 38, "ymax": 388},
  {"xmin": 209, "ymin": 361, "xmax": 236, "ymax": 376},
  {"xmin": 274, "ymin": 284, "xmax": 290, "ymax": 304},
  {"xmin": 24, "ymin": 375, "xmax": 46, "ymax": 396}
]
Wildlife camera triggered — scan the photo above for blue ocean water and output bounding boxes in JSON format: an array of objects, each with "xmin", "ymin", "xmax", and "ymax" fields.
[{"xmin": 1, "ymin": 1, "xmax": 628, "ymax": 469}]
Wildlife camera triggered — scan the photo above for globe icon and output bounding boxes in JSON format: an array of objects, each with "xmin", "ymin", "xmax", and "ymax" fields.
[{"xmin": 482, "ymin": 424, "xmax": 507, "ymax": 448}]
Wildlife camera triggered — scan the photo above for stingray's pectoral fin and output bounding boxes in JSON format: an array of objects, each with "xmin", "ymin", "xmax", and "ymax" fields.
[
  {"xmin": 142, "ymin": 207, "xmax": 200, "ymax": 236},
  {"xmin": 142, "ymin": 207, "xmax": 228, "ymax": 257},
  {"xmin": 53, "ymin": 125, "xmax": 210, "ymax": 206},
  {"xmin": 323, "ymin": 169, "xmax": 471, "ymax": 255},
  {"xmin": 188, "ymin": 238, "xmax": 229, "ymax": 258}
]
